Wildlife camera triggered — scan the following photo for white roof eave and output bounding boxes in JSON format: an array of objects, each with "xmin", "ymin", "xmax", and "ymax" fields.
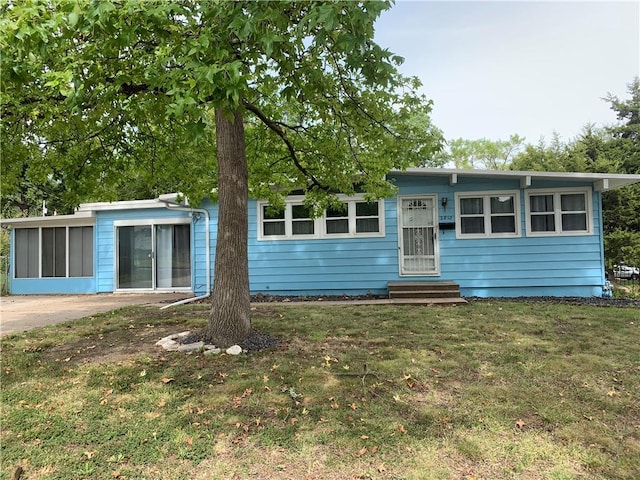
[
  {"xmin": 0, "ymin": 210, "xmax": 95, "ymax": 227},
  {"xmin": 389, "ymin": 168, "xmax": 640, "ymax": 190}
]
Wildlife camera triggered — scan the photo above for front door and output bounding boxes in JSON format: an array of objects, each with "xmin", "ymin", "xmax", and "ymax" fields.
[
  {"xmin": 116, "ymin": 223, "xmax": 191, "ymax": 291},
  {"xmin": 399, "ymin": 196, "xmax": 439, "ymax": 275}
]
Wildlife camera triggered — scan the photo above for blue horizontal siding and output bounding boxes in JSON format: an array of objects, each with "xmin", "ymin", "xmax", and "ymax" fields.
[
  {"xmin": 387, "ymin": 174, "xmax": 606, "ymax": 297},
  {"xmin": 246, "ymin": 198, "xmax": 398, "ymax": 296},
  {"xmin": 95, "ymin": 208, "xmax": 194, "ymax": 293},
  {"xmin": 463, "ymin": 286, "xmax": 602, "ymax": 298},
  {"xmin": 7, "ymin": 174, "xmax": 609, "ymax": 299},
  {"xmin": 11, "ymin": 278, "xmax": 96, "ymax": 295}
]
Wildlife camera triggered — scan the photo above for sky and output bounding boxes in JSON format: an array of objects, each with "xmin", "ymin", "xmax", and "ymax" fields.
[{"xmin": 374, "ymin": 1, "xmax": 640, "ymax": 145}]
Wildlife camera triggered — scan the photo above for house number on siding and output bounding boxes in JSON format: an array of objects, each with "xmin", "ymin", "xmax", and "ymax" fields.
[{"xmin": 439, "ymin": 215, "xmax": 453, "ymax": 221}]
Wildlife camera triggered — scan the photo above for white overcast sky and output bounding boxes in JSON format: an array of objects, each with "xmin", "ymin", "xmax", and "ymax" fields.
[{"xmin": 374, "ymin": 0, "xmax": 640, "ymax": 144}]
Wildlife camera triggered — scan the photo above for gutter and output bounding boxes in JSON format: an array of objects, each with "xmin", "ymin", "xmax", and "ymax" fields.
[{"xmin": 157, "ymin": 197, "xmax": 211, "ymax": 309}]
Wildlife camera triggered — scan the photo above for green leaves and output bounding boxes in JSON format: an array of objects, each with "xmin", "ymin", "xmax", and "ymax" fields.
[{"xmin": 2, "ymin": 0, "xmax": 441, "ymax": 212}]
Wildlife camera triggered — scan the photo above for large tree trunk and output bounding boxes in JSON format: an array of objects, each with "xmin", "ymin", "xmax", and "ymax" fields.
[{"xmin": 204, "ymin": 107, "xmax": 251, "ymax": 347}]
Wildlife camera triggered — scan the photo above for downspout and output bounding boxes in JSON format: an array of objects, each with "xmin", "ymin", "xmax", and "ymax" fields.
[{"xmin": 157, "ymin": 198, "xmax": 211, "ymax": 309}]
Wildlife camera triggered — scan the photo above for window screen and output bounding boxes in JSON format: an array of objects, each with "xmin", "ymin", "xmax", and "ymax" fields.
[
  {"xmin": 291, "ymin": 204, "xmax": 314, "ymax": 235},
  {"xmin": 325, "ymin": 203, "xmax": 349, "ymax": 234},
  {"xmin": 262, "ymin": 206, "xmax": 285, "ymax": 236},
  {"xmin": 15, "ymin": 229, "xmax": 39, "ymax": 278},
  {"xmin": 42, "ymin": 227, "xmax": 66, "ymax": 277},
  {"xmin": 460, "ymin": 197, "xmax": 485, "ymax": 234},
  {"xmin": 69, "ymin": 226, "xmax": 94, "ymax": 277}
]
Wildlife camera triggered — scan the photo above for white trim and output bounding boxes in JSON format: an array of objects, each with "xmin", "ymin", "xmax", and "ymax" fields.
[
  {"xmin": 454, "ymin": 190, "xmax": 521, "ymax": 239},
  {"xmin": 391, "ymin": 168, "xmax": 640, "ymax": 190},
  {"xmin": 524, "ymin": 187, "xmax": 593, "ymax": 237},
  {"xmin": 13, "ymin": 225, "xmax": 94, "ymax": 279},
  {"xmin": 397, "ymin": 195, "xmax": 440, "ymax": 276},
  {"xmin": 1, "ymin": 212, "xmax": 94, "ymax": 228},
  {"xmin": 113, "ymin": 218, "xmax": 191, "ymax": 227},
  {"xmin": 114, "ymin": 220, "xmax": 193, "ymax": 291},
  {"xmin": 77, "ymin": 199, "xmax": 165, "ymax": 211},
  {"xmin": 257, "ymin": 194, "xmax": 385, "ymax": 241},
  {"xmin": 594, "ymin": 179, "xmax": 609, "ymax": 192}
]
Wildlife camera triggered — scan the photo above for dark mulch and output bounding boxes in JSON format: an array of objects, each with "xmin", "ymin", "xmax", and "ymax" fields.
[
  {"xmin": 466, "ymin": 296, "xmax": 640, "ymax": 308},
  {"xmin": 177, "ymin": 329, "xmax": 280, "ymax": 354}
]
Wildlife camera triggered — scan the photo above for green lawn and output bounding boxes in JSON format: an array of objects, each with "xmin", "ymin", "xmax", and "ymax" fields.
[{"xmin": 1, "ymin": 301, "xmax": 639, "ymax": 479}]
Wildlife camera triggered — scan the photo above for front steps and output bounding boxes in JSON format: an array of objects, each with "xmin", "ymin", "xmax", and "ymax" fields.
[{"xmin": 387, "ymin": 281, "xmax": 467, "ymax": 305}]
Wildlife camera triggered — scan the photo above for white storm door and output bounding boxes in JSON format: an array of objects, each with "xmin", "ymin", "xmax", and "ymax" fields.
[{"xmin": 399, "ymin": 196, "xmax": 439, "ymax": 275}]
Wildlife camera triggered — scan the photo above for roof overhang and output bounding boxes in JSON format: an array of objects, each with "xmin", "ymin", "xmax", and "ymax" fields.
[
  {"xmin": 76, "ymin": 198, "xmax": 167, "ymax": 211},
  {"xmin": 1, "ymin": 198, "xmax": 172, "ymax": 227},
  {"xmin": 388, "ymin": 168, "xmax": 640, "ymax": 191},
  {"xmin": 0, "ymin": 210, "xmax": 95, "ymax": 228}
]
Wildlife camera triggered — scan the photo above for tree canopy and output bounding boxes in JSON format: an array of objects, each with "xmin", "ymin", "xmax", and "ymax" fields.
[
  {"xmin": 1, "ymin": 0, "xmax": 443, "ymax": 344},
  {"xmin": 510, "ymin": 78, "xmax": 640, "ymax": 267},
  {"xmin": 432, "ymin": 134, "xmax": 525, "ymax": 170},
  {"xmin": 1, "ymin": 1, "xmax": 443, "ymax": 215}
]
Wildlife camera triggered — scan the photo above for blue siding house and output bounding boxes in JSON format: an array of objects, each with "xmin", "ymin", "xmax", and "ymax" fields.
[{"xmin": 3, "ymin": 169, "xmax": 639, "ymax": 298}]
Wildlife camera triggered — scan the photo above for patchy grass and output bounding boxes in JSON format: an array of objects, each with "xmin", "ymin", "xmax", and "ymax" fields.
[{"xmin": 1, "ymin": 301, "xmax": 639, "ymax": 479}]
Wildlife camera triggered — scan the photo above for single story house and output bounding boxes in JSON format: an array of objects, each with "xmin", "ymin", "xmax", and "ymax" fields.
[{"xmin": 3, "ymin": 168, "xmax": 640, "ymax": 299}]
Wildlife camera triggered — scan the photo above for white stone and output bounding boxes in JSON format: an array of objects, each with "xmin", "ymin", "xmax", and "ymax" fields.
[
  {"xmin": 156, "ymin": 337, "xmax": 180, "ymax": 350},
  {"xmin": 177, "ymin": 341, "xmax": 204, "ymax": 353},
  {"xmin": 204, "ymin": 348, "xmax": 222, "ymax": 355},
  {"xmin": 225, "ymin": 345, "xmax": 242, "ymax": 355},
  {"xmin": 155, "ymin": 335, "xmax": 174, "ymax": 346},
  {"xmin": 176, "ymin": 331, "xmax": 192, "ymax": 338},
  {"xmin": 163, "ymin": 341, "xmax": 180, "ymax": 351}
]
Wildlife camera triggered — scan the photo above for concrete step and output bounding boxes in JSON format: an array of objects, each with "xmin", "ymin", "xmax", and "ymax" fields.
[
  {"xmin": 387, "ymin": 281, "xmax": 464, "ymax": 304},
  {"xmin": 388, "ymin": 281, "xmax": 460, "ymax": 292},
  {"xmin": 390, "ymin": 297, "xmax": 467, "ymax": 306},
  {"xmin": 389, "ymin": 290, "xmax": 461, "ymax": 299}
]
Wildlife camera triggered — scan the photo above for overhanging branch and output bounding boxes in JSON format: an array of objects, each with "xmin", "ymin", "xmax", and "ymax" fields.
[{"xmin": 241, "ymin": 98, "xmax": 329, "ymax": 192}]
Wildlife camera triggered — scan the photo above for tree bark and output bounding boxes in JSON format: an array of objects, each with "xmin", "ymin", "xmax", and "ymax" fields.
[{"xmin": 204, "ymin": 107, "xmax": 251, "ymax": 347}]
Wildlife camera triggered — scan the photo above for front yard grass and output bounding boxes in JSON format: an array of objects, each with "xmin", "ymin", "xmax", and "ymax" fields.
[{"xmin": 1, "ymin": 301, "xmax": 639, "ymax": 479}]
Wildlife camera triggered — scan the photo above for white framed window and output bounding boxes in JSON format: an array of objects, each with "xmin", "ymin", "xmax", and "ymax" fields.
[
  {"xmin": 259, "ymin": 201, "xmax": 317, "ymax": 239},
  {"xmin": 455, "ymin": 191, "xmax": 521, "ymax": 238},
  {"xmin": 14, "ymin": 226, "xmax": 94, "ymax": 279},
  {"xmin": 525, "ymin": 187, "xmax": 592, "ymax": 236},
  {"xmin": 257, "ymin": 195, "xmax": 385, "ymax": 240}
]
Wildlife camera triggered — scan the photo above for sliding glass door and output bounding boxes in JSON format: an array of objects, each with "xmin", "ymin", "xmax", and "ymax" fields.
[
  {"xmin": 116, "ymin": 223, "xmax": 191, "ymax": 291},
  {"xmin": 156, "ymin": 224, "xmax": 191, "ymax": 288}
]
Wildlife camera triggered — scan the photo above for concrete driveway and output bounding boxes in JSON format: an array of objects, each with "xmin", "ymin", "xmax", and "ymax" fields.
[{"xmin": 0, "ymin": 293, "xmax": 190, "ymax": 336}]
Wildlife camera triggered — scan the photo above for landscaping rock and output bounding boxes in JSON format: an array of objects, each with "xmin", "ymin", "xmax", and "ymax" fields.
[
  {"xmin": 162, "ymin": 340, "xmax": 180, "ymax": 352},
  {"xmin": 156, "ymin": 330, "xmax": 279, "ymax": 354},
  {"xmin": 155, "ymin": 336, "xmax": 180, "ymax": 351},
  {"xmin": 177, "ymin": 341, "xmax": 204, "ymax": 353},
  {"xmin": 225, "ymin": 345, "xmax": 242, "ymax": 355}
]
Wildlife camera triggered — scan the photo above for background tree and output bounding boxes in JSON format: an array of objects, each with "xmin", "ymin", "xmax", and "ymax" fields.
[
  {"xmin": 433, "ymin": 134, "xmax": 524, "ymax": 169},
  {"xmin": 511, "ymin": 78, "xmax": 640, "ymax": 267},
  {"xmin": 2, "ymin": 1, "xmax": 443, "ymax": 345}
]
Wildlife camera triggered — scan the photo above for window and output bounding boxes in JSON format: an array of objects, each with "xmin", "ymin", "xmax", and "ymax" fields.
[
  {"xmin": 324, "ymin": 201, "xmax": 381, "ymax": 236},
  {"xmin": 262, "ymin": 206, "xmax": 285, "ymax": 236},
  {"xmin": 259, "ymin": 202, "xmax": 317, "ymax": 239},
  {"xmin": 526, "ymin": 188, "xmax": 591, "ymax": 235},
  {"xmin": 14, "ymin": 226, "xmax": 94, "ymax": 278},
  {"xmin": 291, "ymin": 205, "xmax": 314, "ymax": 236},
  {"xmin": 455, "ymin": 191, "xmax": 520, "ymax": 238},
  {"xmin": 41, "ymin": 227, "xmax": 66, "ymax": 277},
  {"xmin": 14, "ymin": 228, "xmax": 39, "ymax": 278},
  {"xmin": 258, "ymin": 196, "xmax": 384, "ymax": 240}
]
